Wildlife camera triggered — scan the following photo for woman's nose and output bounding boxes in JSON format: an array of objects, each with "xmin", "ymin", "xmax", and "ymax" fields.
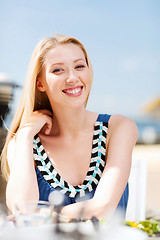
[{"xmin": 66, "ymin": 70, "xmax": 79, "ymax": 84}]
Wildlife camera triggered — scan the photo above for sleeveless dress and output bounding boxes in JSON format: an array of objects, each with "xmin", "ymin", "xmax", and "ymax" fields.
[{"xmin": 33, "ymin": 114, "xmax": 129, "ymax": 217}]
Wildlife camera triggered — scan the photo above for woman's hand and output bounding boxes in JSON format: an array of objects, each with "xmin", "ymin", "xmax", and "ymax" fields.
[{"xmin": 18, "ymin": 109, "xmax": 53, "ymax": 138}]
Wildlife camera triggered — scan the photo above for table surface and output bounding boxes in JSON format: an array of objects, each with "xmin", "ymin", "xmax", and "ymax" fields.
[{"xmin": 1, "ymin": 222, "xmax": 160, "ymax": 240}]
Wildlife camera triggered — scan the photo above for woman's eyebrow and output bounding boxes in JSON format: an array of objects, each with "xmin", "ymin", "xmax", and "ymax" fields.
[
  {"xmin": 49, "ymin": 62, "xmax": 64, "ymax": 68},
  {"xmin": 73, "ymin": 58, "xmax": 86, "ymax": 62},
  {"xmin": 49, "ymin": 59, "xmax": 85, "ymax": 69}
]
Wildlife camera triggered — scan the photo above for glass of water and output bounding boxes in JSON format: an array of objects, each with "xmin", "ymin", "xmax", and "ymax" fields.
[{"xmin": 14, "ymin": 200, "xmax": 53, "ymax": 227}]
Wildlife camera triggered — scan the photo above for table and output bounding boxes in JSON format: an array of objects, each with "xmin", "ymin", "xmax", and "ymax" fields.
[{"xmin": 0, "ymin": 221, "xmax": 157, "ymax": 240}]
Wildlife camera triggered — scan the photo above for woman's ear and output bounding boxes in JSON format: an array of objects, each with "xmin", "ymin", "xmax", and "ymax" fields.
[{"xmin": 36, "ymin": 78, "xmax": 46, "ymax": 92}]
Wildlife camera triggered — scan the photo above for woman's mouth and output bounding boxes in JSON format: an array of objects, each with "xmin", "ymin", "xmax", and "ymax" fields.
[{"xmin": 62, "ymin": 86, "xmax": 83, "ymax": 97}]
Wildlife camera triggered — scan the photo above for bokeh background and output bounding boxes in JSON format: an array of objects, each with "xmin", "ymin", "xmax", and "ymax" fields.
[{"xmin": 0, "ymin": 0, "xmax": 160, "ymax": 217}]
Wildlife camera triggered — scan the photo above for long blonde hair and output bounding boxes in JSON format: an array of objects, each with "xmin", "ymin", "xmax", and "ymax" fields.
[{"xmin": 1, "ymin": 34, "xmax": 93, "ymax": 181}]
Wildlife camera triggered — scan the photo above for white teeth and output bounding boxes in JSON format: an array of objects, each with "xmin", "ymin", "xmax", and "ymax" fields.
[{"xmin": 65, "ymin": 87, "xmax": 81, "ymax": 94}]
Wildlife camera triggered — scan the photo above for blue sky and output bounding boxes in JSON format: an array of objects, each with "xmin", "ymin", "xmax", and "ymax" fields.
[{"xmin": 0, "ymin": 0, "xmax": 160, "ymax": 121}]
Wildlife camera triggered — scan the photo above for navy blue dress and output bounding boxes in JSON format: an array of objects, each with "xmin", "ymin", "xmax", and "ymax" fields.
[{"xmin": 33, "ymin": 114, "xmax": 128, "ymax": 218}]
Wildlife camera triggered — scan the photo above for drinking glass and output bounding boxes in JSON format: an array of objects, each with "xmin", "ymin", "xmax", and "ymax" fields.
[{"xmin": 14, "ymin": 200, "xmax": 53, "ymax": 227}]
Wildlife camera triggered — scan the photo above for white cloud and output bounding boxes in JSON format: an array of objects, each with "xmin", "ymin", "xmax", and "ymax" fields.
[{"xmin": 118, "ymin": 55, "xmax": 159, "ymax": 73}]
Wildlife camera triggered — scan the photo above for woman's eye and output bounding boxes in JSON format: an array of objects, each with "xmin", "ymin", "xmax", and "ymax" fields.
[
  {"xmin": 76, "ymin": 65, "xmax": 85, "ymax": 69},
  {"xmin": 52, "ymin": 68, "xmax": 63, "ymax": 73}
]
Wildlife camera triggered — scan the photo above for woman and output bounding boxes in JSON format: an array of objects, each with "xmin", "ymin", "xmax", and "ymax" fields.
[{"xmin": 1, "ymin": 34, "xmax": 138, "ymax": 220}]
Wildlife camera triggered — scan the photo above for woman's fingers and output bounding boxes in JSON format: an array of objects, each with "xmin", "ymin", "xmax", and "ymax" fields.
[
  {"xmin": 18, "ymin": 110, "xmax": 53, "ymax": 137},
  {"xmin": 34, "ymin": 110, "xmax": 53, "ymax": 135},
  {"xmin": 43, "ymin": 115, "xmax": 53, "ymax": 135},
  {"xmin": 7, "ymin": 214, "xmax": 15, "ymax": 222}
]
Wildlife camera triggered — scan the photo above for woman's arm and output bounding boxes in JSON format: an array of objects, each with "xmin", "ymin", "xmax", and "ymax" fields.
[
  {"xmin": 6, "ymin": 110, "xmax": 53, "ymax": 214},
  {"xmin": 60, "ymin": 115, "xmax": 138, "ymax": 219},
  {"xmin": 6, "ymin": 131, "xmax": 39, "ymax": 213}
]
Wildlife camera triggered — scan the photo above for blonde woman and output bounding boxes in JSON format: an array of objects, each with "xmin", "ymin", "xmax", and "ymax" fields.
[{"xmin": 1, "ymin": 34, "xmax": 138, "ymax": 220}]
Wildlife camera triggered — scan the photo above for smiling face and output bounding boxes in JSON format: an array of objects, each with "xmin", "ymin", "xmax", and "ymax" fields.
[{"xmin": 37, "ymin": 43, "xmax": 91, "ymax": 110}]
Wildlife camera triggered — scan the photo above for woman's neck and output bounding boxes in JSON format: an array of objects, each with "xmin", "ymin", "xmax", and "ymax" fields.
[{"xmin": 50, "ymin": 106, "xmax": 89, "ymax": 138}]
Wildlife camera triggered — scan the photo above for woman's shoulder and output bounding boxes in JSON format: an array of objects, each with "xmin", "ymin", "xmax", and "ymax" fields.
[
  {"xmin": 94, "ymin": 113, "xmax": 136, "ymax": 128},
  {"xmin": 89, "ymin": 111, "xmax": 137, "ymax": 130},
  {"xmin": 107, "ymin": 114, "xmax": 138, "ymax": 143},
  {"xmin": 109, "ymin": 114, "xmax": 137, "ymax": 129},
  {"xmin": 7, "ymin": 137, "xmax": 16, "ymax": 154}
]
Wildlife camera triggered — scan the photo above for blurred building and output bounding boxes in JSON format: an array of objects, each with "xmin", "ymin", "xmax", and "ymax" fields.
[
  {"xmin": 136, "ymin": 97, "xmax": 160, "ymax": 145},
  {"xmin": 144, "ymin": 97, "xmax": 160, "ymax": 120},
  {"xmin": 0, "ymin": 72, "xmax": 19, "ymax": 210},
  {"xmin": 0, "ymin": 73, "xmax": 20, "ymax": 127}
]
